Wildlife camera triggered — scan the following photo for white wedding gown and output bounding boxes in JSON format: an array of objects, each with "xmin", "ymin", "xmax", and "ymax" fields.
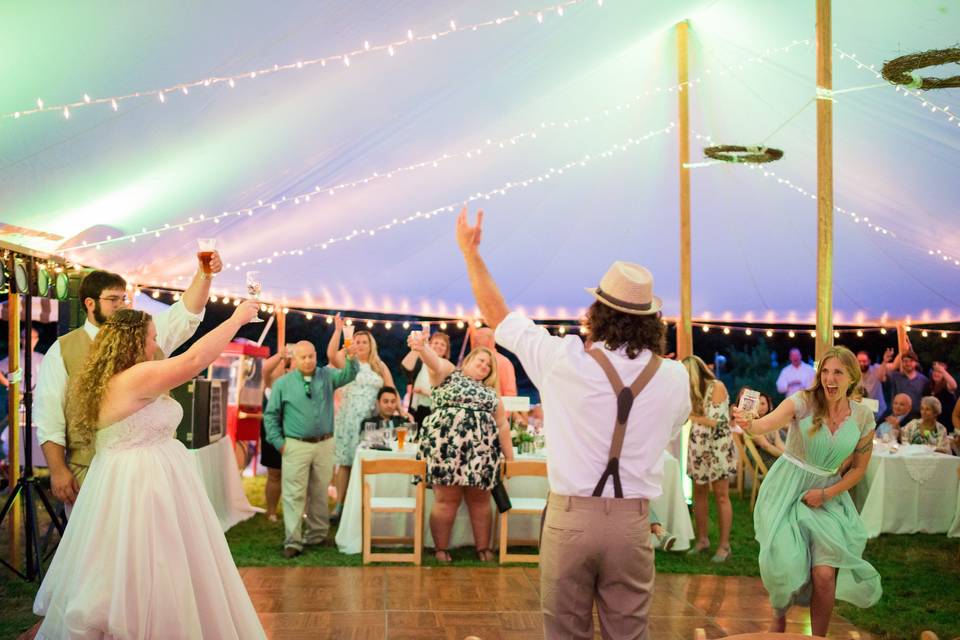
[{"xmin": 34, "ymin": 396, "xmax": 266, "ymax": 639}]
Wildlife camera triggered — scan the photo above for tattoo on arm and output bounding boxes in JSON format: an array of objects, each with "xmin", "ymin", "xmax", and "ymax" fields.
[{"xmin": 855, "ymin": 442, "xmax": 872, "ymax": 454}]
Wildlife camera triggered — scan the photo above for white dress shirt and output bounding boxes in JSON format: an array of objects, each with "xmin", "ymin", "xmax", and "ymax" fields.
[
  {"xmin": 776, "ymin": 362, "xmax": 816, "ymax": 397},
  {"xmin": 35, "ymin": 301, "xmax": 204, "ymax": 448},
  {"xmin": 496, "ymin": 312, "xmax": 691, "ymax": 499}
]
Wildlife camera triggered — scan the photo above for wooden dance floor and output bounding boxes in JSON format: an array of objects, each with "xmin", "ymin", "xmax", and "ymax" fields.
[{"xmin": 241, "ymin": 567, "xmax": 870, "ymax": 639}]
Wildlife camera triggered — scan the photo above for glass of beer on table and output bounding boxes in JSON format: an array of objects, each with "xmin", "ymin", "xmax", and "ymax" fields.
[
  {"xmin": 197, "ymin": 238, "xmax": 216, "ymax": 277},
  {"xmin": 396, "ymin": 423, "xmax": 408, "ymax": 450}
]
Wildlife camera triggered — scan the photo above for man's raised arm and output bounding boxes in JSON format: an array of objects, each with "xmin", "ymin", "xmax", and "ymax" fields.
[{"xmin": 456, "ymin": 208, "xmax": 510, "ymax": 330}]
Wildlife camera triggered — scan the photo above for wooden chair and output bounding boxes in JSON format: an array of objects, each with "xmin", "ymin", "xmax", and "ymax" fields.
[
  {"xmin": 732, "ymin": 432, "xmax": 749, "ymax": 499},
  {"xmin": 361, "ymin": 458, "xmax": 426, "ymax": 565},
  {"xmin": 742, "ymin": 436, "xmax": 769, "ymax": 511},
  {"xmin": 498, "ymin": 459, "xmax": 548, "ymax": 564}
]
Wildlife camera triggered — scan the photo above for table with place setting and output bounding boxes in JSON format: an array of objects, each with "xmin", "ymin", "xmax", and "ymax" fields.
[
  {"xmin": 335, "ymin": 435, "xmax": 694, "ymax": 554},
  {"xmin": 851, "ymin": 442, "xmax": 960, "ymax": 538}
]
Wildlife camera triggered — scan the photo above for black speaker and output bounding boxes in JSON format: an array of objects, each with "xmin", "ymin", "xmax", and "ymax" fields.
[{"xmin": 171, "ymin": 378, "xmax": 227, "ymax": 449}]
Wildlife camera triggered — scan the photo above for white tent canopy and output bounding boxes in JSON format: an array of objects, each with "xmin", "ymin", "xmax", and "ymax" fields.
[{"xmin": 2, "ymin": 0, "xmax": 958, "ymax": 324}]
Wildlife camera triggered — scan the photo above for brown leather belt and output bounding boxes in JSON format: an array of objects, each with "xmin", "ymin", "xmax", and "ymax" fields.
[{"xmin": 289, "ymin": 433, "xmax": 333, "ymax": 443}]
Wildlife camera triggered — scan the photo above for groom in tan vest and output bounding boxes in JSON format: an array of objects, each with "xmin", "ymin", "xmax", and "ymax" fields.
[{"xmin": 35, "ymin": 253, "xmax": 222, "ymax": 506}]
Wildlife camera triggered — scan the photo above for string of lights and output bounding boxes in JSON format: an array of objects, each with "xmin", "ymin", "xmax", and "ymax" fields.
[
  {"xmin": 211, "ymin": 125, "xmax": 678, "ymax": 273},
  {"xmin": 57, "ymin": 39, "xmax": 811, "ymax": 254},
  {"xmin": 129, "ymin": 282, "xmax": 960, "ymax": 339},
  {"xmin": 691, "ymin": 129, "xmax": 960, "ymax": 272},
  {"xmin": 5, "ymin": 0, "xmax": 601, "ymax": 123}
]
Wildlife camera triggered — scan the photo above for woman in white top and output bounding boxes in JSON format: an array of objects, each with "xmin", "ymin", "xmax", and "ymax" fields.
[{"xmin": 401, "ymin": 331, "xmax": 451, "ymax": 426}]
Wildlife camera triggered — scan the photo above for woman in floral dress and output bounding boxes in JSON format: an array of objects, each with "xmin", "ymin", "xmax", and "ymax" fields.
[
  {"xmin": 407, "ymin": 332, "xmax": 513, "ymax": 562},
  {"xmin": 732, "ymin": 346, "xmax": 881, "ymax": 637},
  {"xmin": 682, "ymin": 355, "xmax": 737, "ymax": 562},
  {"xmin": 329, "ymin": 318, "xmax": 395, "ymax": 521}
]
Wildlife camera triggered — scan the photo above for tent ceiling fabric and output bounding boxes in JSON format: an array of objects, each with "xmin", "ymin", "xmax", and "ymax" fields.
[{"xmin": 2, "ymin": 0, "xmax": 958, "ymax": 323}]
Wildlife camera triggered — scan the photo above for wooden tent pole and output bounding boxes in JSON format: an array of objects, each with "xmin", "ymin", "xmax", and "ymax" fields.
[
  {"xmin": 676, "ymin": 20, "xmax": 693, "ymax": 361},
  {"xmin": 815, "ymin": 0, "xmax": 834, "ymax": 362},
  {"xmin": 6, "ymin": 288, "xmax": 22, "ymax": 571}
]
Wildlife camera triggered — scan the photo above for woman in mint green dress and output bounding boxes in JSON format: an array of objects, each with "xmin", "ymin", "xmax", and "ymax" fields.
[{"xmin": 732, "ymin": 346, "xmax": 881, "ymax": 637}]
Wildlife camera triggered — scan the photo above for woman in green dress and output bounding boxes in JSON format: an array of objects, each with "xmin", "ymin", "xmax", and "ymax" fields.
[{"xmin": 732, "ymin": 346, "xmax": 881, "ymax": 636}]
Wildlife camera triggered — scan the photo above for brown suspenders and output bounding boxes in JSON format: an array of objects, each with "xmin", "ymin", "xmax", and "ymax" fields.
[{"xmin": 586, "ymin": 349, "xmax": 661, "ymax": 498}]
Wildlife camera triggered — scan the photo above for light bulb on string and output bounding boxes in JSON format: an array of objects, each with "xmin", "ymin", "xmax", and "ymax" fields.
[
  {"xmin": 765, "ymin": 330, "xmax": 773, "ymax": 337},
  {"xmin": 788, "ymin": 330, "xmax": 796, "ymax": 338}
]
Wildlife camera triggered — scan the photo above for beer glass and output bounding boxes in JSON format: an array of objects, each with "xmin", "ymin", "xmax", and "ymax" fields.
[{"xmin": 197, "ymin": 239, "xmax": 216, "ymax": 277}]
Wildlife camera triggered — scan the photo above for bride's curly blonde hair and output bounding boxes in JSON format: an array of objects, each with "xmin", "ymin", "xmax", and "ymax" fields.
[{"xmin": 68, "ymin": 309, "xmax": 152, "ymax": 446}]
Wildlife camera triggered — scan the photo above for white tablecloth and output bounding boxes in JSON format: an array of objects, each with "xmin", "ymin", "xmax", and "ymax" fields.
[
  {"xmin": 188, "ymin": 437, "xmax": 261, "ymax": 532},
  {"xmin": 335, "ymin": 446, "xmax": 693, "ymax": 554},
  {"xmin": 851, "ymin": 445, "xmax": 960, "ymax": 538}
]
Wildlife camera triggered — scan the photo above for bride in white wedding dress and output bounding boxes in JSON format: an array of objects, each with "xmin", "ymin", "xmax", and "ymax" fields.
[{"xmin": 34, "ymin": 301, "xmax": 266, "ymax": 639}]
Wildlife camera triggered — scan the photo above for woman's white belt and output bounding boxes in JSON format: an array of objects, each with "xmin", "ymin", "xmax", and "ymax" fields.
[{"xmin": 782, "ymin": 452, "xmax": 836, "ymax": 477}]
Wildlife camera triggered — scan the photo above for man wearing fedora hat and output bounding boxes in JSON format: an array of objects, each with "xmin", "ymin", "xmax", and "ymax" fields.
[{"xmin": 455, "ymin": 208, "xmax": 690, "ymax": 639}]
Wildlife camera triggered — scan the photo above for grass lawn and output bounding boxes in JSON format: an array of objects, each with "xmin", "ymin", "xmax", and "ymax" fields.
[{"xmin": 2, "ymin": 476, "xmax": 957, "ymax": 639}]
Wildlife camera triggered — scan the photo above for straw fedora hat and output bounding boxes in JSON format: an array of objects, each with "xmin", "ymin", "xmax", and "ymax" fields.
[{"xmin": 585, "ymin": 261, "xmax": 662, "ymax": 315}]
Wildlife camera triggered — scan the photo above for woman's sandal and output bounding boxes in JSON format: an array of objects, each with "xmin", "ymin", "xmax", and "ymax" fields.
[
  {"xmin": 711, "ymin": 546, "xmax": 732, "ymax": 563},
  {"xmin": 434, "ymin": 548, "xmax": 453, "ymax": 564},
  {"xmin": 476, "ymin": 547, "xmax": 496, "ymax": 562}
]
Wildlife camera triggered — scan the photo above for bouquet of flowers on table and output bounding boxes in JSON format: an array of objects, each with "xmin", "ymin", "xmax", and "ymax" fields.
[
  {"xmin": 511, "ymin": 421, "xmax": 536, "ymax": 450},
  {"xmin": 511, "ymin": 412, "xmax": 545, "ymax": 454}
]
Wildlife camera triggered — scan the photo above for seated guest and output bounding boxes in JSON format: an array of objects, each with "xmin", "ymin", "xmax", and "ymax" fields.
[
  {"xmin": 900, "ymin": 396, "xmax": 950, "ymax": 452},
  {"xmin": 359, "ymin": 386, "xmax": 412, "ymax": 435},
  {"xmin": 400, "ymin": 331, "xmax": 451, "ymax": 426},
  {"xmin": 407, "ymin": 332, "xmax": 513, "ymax": 563},
  {"xmin": 929, "ymin": 361, "xmax": 957, "ymax": 433},
  {"xmin": 876, "ymin": 393, "xmax": 913, "ymax": 440}
]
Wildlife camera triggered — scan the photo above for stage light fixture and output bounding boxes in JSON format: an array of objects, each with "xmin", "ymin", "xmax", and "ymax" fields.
[
  {"xmin": 37, "ymin": 267, "xmax": 53, "ymax": 296},
  {"xmin": 13, "ymin": 259, "xmax": 30, "ymax": 294}
]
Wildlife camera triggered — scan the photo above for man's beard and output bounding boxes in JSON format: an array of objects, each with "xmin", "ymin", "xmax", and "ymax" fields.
[
  {"xmin": 860, "ymin": 365, "xmax": 868, "ymax": 373},
  {"xmin": 93, "ymin": 301, "xmax": 108, "ymax": 325}
]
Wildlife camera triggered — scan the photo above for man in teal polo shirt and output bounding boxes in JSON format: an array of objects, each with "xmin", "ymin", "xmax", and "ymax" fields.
[{"xmin": 265, "ymin": 340, "xmax": 358, "ymax": 557}]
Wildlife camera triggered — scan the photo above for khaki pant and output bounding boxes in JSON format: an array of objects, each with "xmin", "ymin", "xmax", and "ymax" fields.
[
  {"xmin": 540, "ymin": 494, "xmax": 654, "ymax": 640},
  {"xmin": 280, "ymin": 437, "xmax": 334, "ymax": 551}
]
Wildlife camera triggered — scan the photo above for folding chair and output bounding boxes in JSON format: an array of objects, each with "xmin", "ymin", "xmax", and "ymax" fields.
[
  {"xmin": 361, "ymin": 458, "xmax": 426, "ymax": 565},
  {"xmin": 498, "ymin": 459, "xmax": 547, "ymax": 564},
  {"xmin": 742, "ymin": 436, "xmax": 770, "ymax": 511}
]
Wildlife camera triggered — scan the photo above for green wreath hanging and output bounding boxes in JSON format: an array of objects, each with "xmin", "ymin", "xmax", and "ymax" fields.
[
  {"xmin": 704, "ymin": 145, "xmax": 784, "ymax": 164},
  {"xmin": 882, "ymin": 47, "xmax": 960, "ymax": 90}
]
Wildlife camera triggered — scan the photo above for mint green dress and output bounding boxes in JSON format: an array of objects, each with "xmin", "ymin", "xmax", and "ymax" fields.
[{"xmin": 754, "ymin": 392, "xmax": 882, "ymax": 614}]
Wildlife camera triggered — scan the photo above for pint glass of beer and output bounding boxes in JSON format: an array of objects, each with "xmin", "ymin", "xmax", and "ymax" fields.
[
  {"xmin": 396, "ymin": 425, "xmax": 408, "ymax": 450},
  {"xmin": 197, "ymin": 238, "xmax": 216, "ymax": 276},
  {"xmin": 343, "ymin": 324, "xmax": 355, "ymax": 349}
]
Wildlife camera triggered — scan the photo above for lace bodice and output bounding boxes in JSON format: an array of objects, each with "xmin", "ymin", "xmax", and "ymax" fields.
[{"xmin": 96, "ymin": 396, "xmax": 183, "ymax": 452}]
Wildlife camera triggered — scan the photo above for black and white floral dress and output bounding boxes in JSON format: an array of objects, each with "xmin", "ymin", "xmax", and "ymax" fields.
[
  {"xmin": 686, "ymin": 380, "xmax": 737, "ymax": 484},
  {"xmin": 418, "ymin": 370, "xmax": 502, "ymax": 490}
]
